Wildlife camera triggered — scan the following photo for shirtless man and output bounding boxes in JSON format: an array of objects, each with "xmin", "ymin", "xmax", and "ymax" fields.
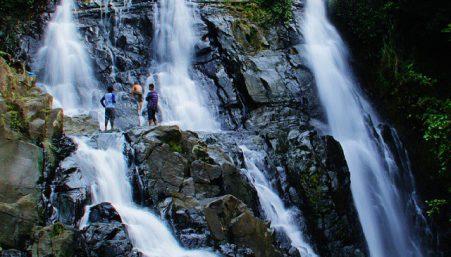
[{"xmin": 130, "ymin": 81, "xmax": 143, "ymax": 125}]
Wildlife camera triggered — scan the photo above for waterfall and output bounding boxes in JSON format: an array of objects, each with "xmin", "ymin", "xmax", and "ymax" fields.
[
  {"xmin": 35, "ymin": 0, "xmax": 96, "ymax": 115},
  {"xmin": 302, "ymin": 1, "xmax": 426, "ymax": 257},
  {"xmin": 72, "ymin": 134, "xmax": 217, "ymax": 257},
  {"xmin": 152, "ymin": 0, "xmax": 219, "ymax": 131},
  {"xmin": 240, "ymin": 146, "xmax": 318, "ymax": 257}
]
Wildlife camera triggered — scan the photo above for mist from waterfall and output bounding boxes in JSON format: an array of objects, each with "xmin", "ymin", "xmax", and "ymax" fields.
[
  {"xmin": 302, "ymin": 0, "xmax": 426, "ymax": 257},
  {"xmin": 35, "ymin": 0, "xmax": 96, "ymax": 115},
  {"xmin": 240, "ymin": 146, "xmax": 318, "ymax": 257},
  {"xmin": 152, "ymin": 0, "xmax": 220, "ymax": 131},
  {"xmin": 72, "ymin": 134, "xmax": 217, "ymax": 257}
]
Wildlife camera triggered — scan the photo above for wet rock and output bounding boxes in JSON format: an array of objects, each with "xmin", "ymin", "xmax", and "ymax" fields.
[
  {"xmin": 0, "ymin": 139, "xmax": 42, "ymax": 203},
  {"xmin": 81, "ymin": 203, "xmax": 139, "ymax": 257},
  {"xmin": 204, "ymin": 195, "xmax": 283, "ymax": 257},
  {"xmin": 145, "ymin": 143, "xmax": 189, "ymax": 201},
  {"xmin": 0, "ymin": 250, "xmax": 27, "ymax": 257},
  {"xmin": 161, "ymin": 195, "xmax": 212, "ymax": 248},
  {"xmin": 31, "ymin": 223, "xmax": 75, "ymax": 257},
  {"xmin": 81, "ymin": 222, "xmax": 138, "ymax": 257},
  {"xmin": 64, "ymin": 114, "xmax": 99, "ymax": 136},
  {"xmin": 50, "ymin": 162, "xmax": 91, "ymax": 226},
  {"xmin": 0, "ymin": 194, "xmax": 39, "ymax": 250},
  {"xmin": 0, "ymin": 138, "xmax": 41, "ymax": 249},
  {"xmin": 88, "ymin": 202, "xmax": 122, "ymax": 223},
  {"xmin": 191, "ymin": 160, "xmax": 222, "ymax": 198},
  {"xmin": 269, "ymin": 129, "xmax": 369, "ymax": 257}
]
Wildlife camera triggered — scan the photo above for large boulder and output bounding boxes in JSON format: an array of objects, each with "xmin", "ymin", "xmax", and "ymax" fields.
[
  {"xmin": 0, "ymin": 194, "xmax": 39, "ymax": 250},
  {"xmin": 204, "ymin": 195, "xmax": 283, "ymax": 257},
  {"xmin": 81, "ymin": 202, "xmax": 139, "ymax": 257},
  {"xmin": 0, "ymin": 138, "xmax": 42, "ymax": 203},
  {"xmin": 31, "ymin": 223, "xmax": 76, "ymax": 257},
  {"xmin": 268, "ymin": 128, "xmax": 368, "ymax": 257},
  {"xmin": 0, "ymin": 138, "xmax": 42, "ymax": 249}
]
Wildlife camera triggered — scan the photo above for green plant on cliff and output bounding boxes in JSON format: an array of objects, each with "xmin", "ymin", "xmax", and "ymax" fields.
[
  {"xmin": 224, "ymin": 0, "xmax": 292, "ymax": 26},
  {"xmin": 0, "ymin": 0, "xmax": 48, "ymax": 54}
]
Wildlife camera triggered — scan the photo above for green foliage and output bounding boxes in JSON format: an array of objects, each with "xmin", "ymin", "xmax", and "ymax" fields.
[
  {"xmin": 168, "ymin": 141, "xmax": 183, "ymax": 153},
  {"xmin": 442, "ymin": 23, "xmax": 451, "ymax": 41},
  {"xmin": 225, "ymin": 0, "xmax": 292, "ymax": 26},
  {"xmin": 0, "ymin": 0, "xmax": 48, "ymax": 53},
  {"xmin": 425, "ymin": 199, "xmax": 447, "ymax": 217},
  {"xmin": 50, "ymin": 222, "xmax": 66, "ymax": 237},
  {"xmin": 6, "ymin": 102, "xmax": 27, "ymax": 134},
  {"xmin": 421, "ymin": 99, "xmax": 450, "ymax": 175}
]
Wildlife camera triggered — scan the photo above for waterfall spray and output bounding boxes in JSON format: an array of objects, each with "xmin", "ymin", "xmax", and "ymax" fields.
[
  {"xmin": 152, "ymin": 0, "xmax": 219, "ymax": 131},
  {"xmin": 72, "ymin": 134, "xmax": 217, "ymax": 257},
  {"xmin": 240, "ymin": 146, "xmax": 318, "ymax": 257},
  {"xmin": 35, "ymin": 0, "xmax": 96, "ymax": 114},
  {"xmin": 302, "ymin": 1, "xmax": 426, "ymax": 256}
]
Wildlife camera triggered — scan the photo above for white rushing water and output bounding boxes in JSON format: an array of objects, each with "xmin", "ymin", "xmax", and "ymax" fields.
[
  {"xmin": 35, "ymin": 0, "xmax": 96, "ymax": 114},
  {"xmin": 240, "ymin": 146, "xmax": 318, "ymax": 257},
  {"xmin": 152, "ymin": 0, "xmax": 219, "ymax": 131},
  {"xmin": 302, "ymin": 1, "xmax": 425, "ymax": 257},
  {"xmin": 72, "ymin": 134, "xmax": 217, "ymax": 257}
]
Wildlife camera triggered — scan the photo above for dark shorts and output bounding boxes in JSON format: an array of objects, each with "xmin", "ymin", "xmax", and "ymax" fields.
[
  {"xmin": 147, "ymin": 107, "xmax": 157, "ymax": 122},
  {"xmin": 105, "ymin": 108, "xmax": 115, "ymax": 122},
  {"xmin": 133, "ymin": 92, "xmax": 143, "ymax": 103}
]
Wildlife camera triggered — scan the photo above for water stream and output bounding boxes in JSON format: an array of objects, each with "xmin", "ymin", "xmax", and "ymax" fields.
[
  {"xmin": 151, "ymin": 0, "xmax": 219, "ymax": 131},
  {"xmin": 240, "ymin": 146, "xmax": 318, "ymax": 257},
  {"xmin": 72, "ymin": 134, "xmax": 217, "ymax": 257},
  {"xmin": 35, "ymin": 0, "xmax": 96, "ymax": 114},
  {"xmin": 302, "ymin": 0, "xmax": 426, "ymax": 256}
]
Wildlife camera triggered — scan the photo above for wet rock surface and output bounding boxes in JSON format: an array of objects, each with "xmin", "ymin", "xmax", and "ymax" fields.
[
  {"xmin": 80, "ymin": 203, "xmax": 139, "ymax": 257},
  {"xmin": 204, "ymin": 195, "xmax": 283, "ymax": 257}
]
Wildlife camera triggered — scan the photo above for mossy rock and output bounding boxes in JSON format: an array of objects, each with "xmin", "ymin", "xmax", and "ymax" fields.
[
  {"xmin": 231, "ymin": 19, "xmax": 269, "ymax": 54},
  {"xmin": 32, "ymin": 223, "xmax": 76, "ymax": 257}
]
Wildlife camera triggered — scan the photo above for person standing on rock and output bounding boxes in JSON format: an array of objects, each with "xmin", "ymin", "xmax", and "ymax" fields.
[
  {"xmin": 130, "ymin": 81, "xmax": 144, "ymax": 125},
  {"xmin": 145, "ymin": 83, "xmax": 158, "ymax": 126},
  {"xmin": 100, "ymin": 85, "xmax": 116, "ymax": 131}
]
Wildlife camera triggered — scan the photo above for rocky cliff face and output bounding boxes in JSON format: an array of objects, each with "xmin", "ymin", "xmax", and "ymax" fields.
[{"xmin": 1, "ymin": 1, "xmax": 370, "ymax": 257}]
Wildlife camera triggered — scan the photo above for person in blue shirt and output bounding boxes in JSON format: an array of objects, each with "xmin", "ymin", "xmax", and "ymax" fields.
[{"xmin": 100, "ymin": 86, "xmax": 116, "ymax": 131}]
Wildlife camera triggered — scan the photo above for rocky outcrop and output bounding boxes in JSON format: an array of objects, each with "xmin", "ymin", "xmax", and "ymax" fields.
[
  {"xmin": 126, "ymin": 126, "xmax": 259, "ymax": 209},
  {"xmin": 32, "ymin": 223, "xmax": 76, "ymax": 257},
  {"xmin": 80, "ymin": 203, "xmax": 140, "ymax": 257},
  {"xmin": 0, "ymin": 57, "xmax": 68, "ymax": 255},
  {"xmin": 125, "ymin": 125, "xmax": 305, "ymax": 256},
  {"xmin": 195, "ymin": 2, "xmax": 320, "ymax": 129},
  {"xmin": 204, "ymin": 195, "xmax": 283, "ymax": 257},
  {"xmin": 0, "ymin": 57, "xmax": 63, "ymax": 142},
  {"xmin": 236, "ymin": 105, "xmax": 364, "ymax": 256}
]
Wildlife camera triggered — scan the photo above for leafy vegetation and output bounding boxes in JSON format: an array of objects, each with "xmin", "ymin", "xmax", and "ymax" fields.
[
  {"xmin": 223, "ymin": 0, "xmax": 293, "ymax": 26},
  {"xmin": 0, "ymin": 0, "xmax": 48, "ymax": 54},
  {"xmin": 331, "ymin": 0, "xmax": 450, "ymax": 241}
]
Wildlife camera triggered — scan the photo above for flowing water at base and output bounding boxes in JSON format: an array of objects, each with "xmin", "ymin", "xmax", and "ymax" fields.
[
  {"xmin": 72, "ymin": 134, "xmax": 217, "ymax": 257},
  {"xmin": 240, "ymin": 146, "xmax": 318, "ymax": 257},
  {"xmin": 302, "ymin": 1, "xmax": 426, "ymax": 256}
]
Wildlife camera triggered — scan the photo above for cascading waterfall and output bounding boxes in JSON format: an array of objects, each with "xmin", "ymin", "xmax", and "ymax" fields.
[
  {"xmin": 152, "ymin": 0, "xmax": 219, "ymax": 131},
  {"xmin": 302, "ymin": 1, "xmax": 426, "ymax": 257},
  {"xmin": 72, "ymin": 134, "xmax": 217, "ymax": 257},
  {"xmin": 35, "ymin": 0, "xmax": 96, "ymax": 114},
  {"xmin": 240, "ymin": 146, "xmax": 318, "ymax": 257}
]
